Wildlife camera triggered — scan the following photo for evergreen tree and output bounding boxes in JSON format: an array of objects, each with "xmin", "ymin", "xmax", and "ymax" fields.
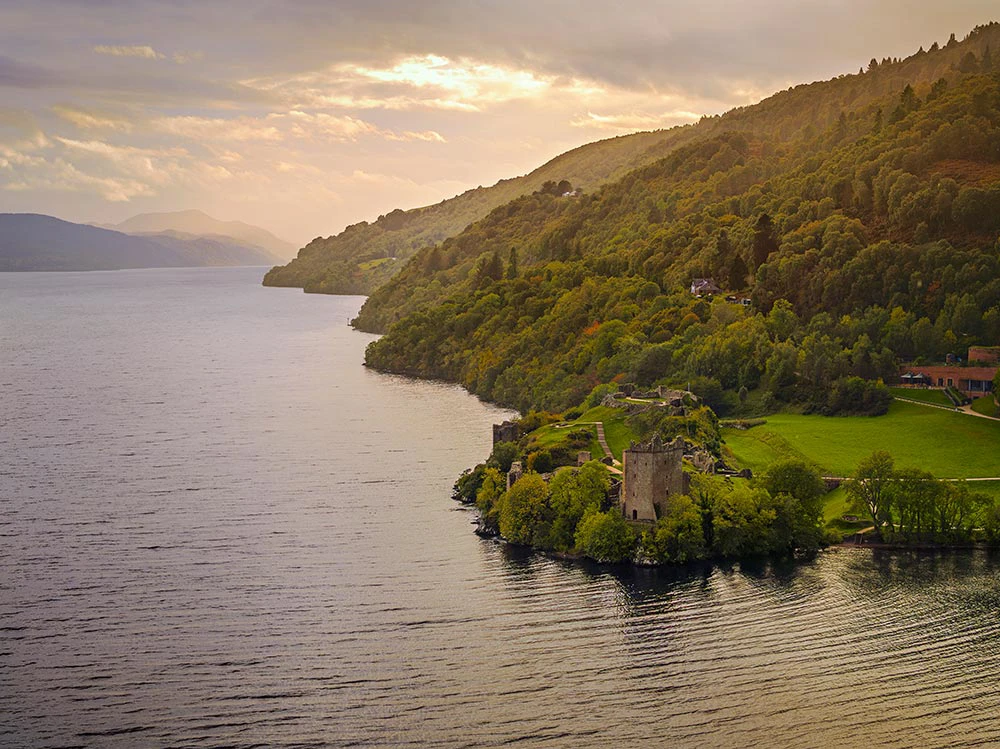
[
  {"xmin": 958, "ymin": 51, "xmax": 979, "ymax": 73},
  {"xmin": 752, "ymin": 214, "xmax": 779, "ymax": 270},
  {"xmin": 424, "ymin": 246, "xmax": 444, "ymax": 273},
  {"xmin": 506, "ymin": 247, "xmax": 519, "ymax": 280}
]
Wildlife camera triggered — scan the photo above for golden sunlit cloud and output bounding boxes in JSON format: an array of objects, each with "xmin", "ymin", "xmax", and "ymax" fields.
[
  {"xmin": 153, "ymin": 111, "xmax": 446, "ymax": 145},
  {"xmin": 52, "ymin": 105, "xmax": 135, "ymax": 132},
  {"xmin": 244, "ymin": 55, "xmax": 561, "ymax": 113},
  {"xmin": 570, "ymin": 110, "xmax": 702, "ymax": 131},
  {"xmin": 347, "ymin": 54, "xmax": 549, "ymax": 102},
  {"xmin": 154, "ymin": 115, "xmax": 284, "ymax": 142},
  {"xmin": 242, "ymin": 53, "xmax": 733, "ymax": 133}
]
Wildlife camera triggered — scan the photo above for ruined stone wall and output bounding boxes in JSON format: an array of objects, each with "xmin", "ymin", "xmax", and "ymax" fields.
[{"xmin": 493, "ymin": 421, "xmax": 518, "ymax": 445}]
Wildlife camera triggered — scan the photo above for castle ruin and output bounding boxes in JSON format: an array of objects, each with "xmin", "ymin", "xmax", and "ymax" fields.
[
  {"xmin": 621, "ymin": 435, "xmax": 689, "ymax": 523},
  {"xmin": 492, "ymin": 420, "xmax": 519, "ymax": 445}
]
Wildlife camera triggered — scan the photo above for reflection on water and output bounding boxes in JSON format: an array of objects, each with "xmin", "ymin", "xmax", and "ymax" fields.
[{"xmin": 3, "ymin": 268, "xmax": 1000, "ymax": 748}]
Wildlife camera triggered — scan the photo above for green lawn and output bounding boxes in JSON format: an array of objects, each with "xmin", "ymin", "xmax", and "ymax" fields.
[
  {"xmin": 526, "ymin": 405, "xmax": 637, "ymax": 461},
  {"xmin": 971, "ymin": 395, "xmax": 999, "ymax": 418},
  {"xmin": 723, "ymin": 400, "xmax": 1000, "ymax": 479},
  {"xmin": 889, "ymin": 387, "xmax": 955, "ymax": 407},
  {"xmin": 580, "ymin": 406, "xmax": 637, "ymax": 459}
]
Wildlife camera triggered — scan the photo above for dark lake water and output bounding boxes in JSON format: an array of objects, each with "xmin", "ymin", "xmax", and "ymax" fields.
[{"xmin": 3, "ymin": 266, "xmax": 1000, "ymax": 748}]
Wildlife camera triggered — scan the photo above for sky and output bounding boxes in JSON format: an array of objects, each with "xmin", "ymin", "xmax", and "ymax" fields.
[{"xmin": 0, "ymin": 1, "xmax": 996, "ymax": 245}]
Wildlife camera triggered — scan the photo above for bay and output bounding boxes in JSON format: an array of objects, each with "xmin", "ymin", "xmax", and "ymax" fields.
[{"xmin": 2, "ymin": 267, "xmax": 1000, "ymax": 748}]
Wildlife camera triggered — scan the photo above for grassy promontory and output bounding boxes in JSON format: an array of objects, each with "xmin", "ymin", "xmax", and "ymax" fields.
[{"xmin": 457, "ymin": 392, "xmax": 1000, "ymax": 567}]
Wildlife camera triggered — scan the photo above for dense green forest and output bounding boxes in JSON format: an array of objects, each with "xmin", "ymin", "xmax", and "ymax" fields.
[
  {"xmin": 361, "ymin": 24, "xmax": 1000, "ymax": 416},
  {"xmin": 262, "ymin": 128, "xmax": 700, "ymax": 294}
]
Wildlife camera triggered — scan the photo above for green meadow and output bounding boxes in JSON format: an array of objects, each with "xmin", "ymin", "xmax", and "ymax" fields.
[
  {"xmin": 722, "ymin": 400, "xmax": 1000, "ymax": 479},
  {"xmin": 971, "ymin": 395, "xmax": 999, "ymax": 418}
]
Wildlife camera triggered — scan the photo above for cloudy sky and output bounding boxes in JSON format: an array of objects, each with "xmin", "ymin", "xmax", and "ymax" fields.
[{"xmin": 0, "ymin": 1, "xmax": 996, "ymax": 245}]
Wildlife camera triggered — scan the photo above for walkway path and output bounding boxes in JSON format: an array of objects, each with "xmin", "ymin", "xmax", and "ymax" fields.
[
  {"xmin": 574, "ymin": 421, "xmax": 620, "ymax": 467},
  {"xmin": 892, "ymin": 395, "xmax": 959, "ymax": 412},
  {"xmin": 959, "ymin": 403, "xmax": 1000, "ymax": 421},
  {"xmin": 893, "ymin": 395, "xmax": 1000, "ymax": 421}
]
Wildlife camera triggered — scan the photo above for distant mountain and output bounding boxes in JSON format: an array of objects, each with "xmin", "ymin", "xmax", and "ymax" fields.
[
  {"xmin": 0, "ymin": 213, "xmax": 279, "ymax": 271},
  {"xmin": 111, "ymin": 209, "xmax": 296, "ymax": 261}
]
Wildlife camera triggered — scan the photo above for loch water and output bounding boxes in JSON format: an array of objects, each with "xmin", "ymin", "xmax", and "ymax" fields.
[{"xmin": 3, "ymin": 267, "xmax": 1000, "ymax": 748}]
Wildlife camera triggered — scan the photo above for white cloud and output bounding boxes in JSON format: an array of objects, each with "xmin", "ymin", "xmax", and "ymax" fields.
[
  {"xmin": 283, "ymin": 110, "xmax": 379, "ymax": 140},
  {"xmin": 347, "ymin": 54, "xmax": 549, "ymax": 103},
  {"xmin": 52, "ymin": 104, "xmax": 135, "ymax": 132},
  {"xmin": 92, "ymin": 44, "xmax": 164, "ymax": 60},
  {"xmin": 172, "ymin": 51, "xmax": 203, "ymax": 64},
  {"xmin": 149, "ymin": 110, "xmax": 446, "ymax": 146},
  {"xmin": 0, "ymin": 144, "xmax": 157, "ymax": 201},
  {"xmin": 243, "ymin": 55, "xmax": 560, "ymax": 113},
  {"xmin": 154, "ymin": 115, "xmax": 283, "ymax": 142},
  {"xmin": 394, "ymin": 130, "xmax": 446, "ymax": 143}
]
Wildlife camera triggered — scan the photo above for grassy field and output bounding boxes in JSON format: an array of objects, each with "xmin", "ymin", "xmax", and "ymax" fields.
[
  {"xmin": 889, "ymin": 387, "xmax": 955, "ymax": 407},
  {"xmin": 723, "ymin": 400, "xmax": 1000, "ymax": 479},
  {"xmin": 526, "ymin": 406, "xmax": 637, "ymax": 461},
  {"xmin": 581, "ymin": 406, "xmax": 636, "ymax": 458},
  {"xmin": 971, "ymin": 395, "xmax": 999, "ymax": 418}
]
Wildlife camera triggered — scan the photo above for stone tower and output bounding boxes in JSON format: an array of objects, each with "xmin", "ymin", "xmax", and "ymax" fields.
[{"xmin": 621, "ymin": 435, "xmax": 688, "ymax": 522}]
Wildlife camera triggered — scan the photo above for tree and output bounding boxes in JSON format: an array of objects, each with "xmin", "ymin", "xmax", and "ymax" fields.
[
  {"xmin": 759, "ymin": 459, "xmax": 826, "ymax": 521},
  {"xmin": 847, "ymin": 450, "xmax": 896, "ymax": 541},
  {"xmin": 958, "ymin": 51, "xmax": 979, "ymax": 73},
  {"xmin": 645, "ymin": 495, "xmax": 707, "ymax": 563},
  {"xmin": 499, "ymin": 473, "xmax": 550, "ymax": 545},
  {"xmin": 711, "ymin": 483, "xmax": 777, "ymax": 557},
  {"xmin": 475, "ymin": 250, "xmax": 504, "ymax": 286},
  {"xmin": 893, "ymin": 468, "xmax": 942, "ymax": 540},
  {"xmin": 574, "ymin": 509, "xmax": 636, "ymax": 562},
  {"xmin": 937, "ymin": 482, "xmax": 990, "ymax": 542},
  {"xmin": 752, "ymin": 213, "xmax": 779, "ymax": 269},
  {"xmin": 487, "ymin": 441, "xmax": 519, "ymax": 474},
  {"xmin": 727, "ymin": 252, "xmax": 749, "ymax": 290},
  {"xmin": 506, "ymin": 247, "xmax": 519, "ymax": 279},
  {"xmin": 475, "ymin": 467, "xmax": 507, "ymax": 534},
  {"xmin": 424, "ymin": 246, "xmax": 445, "ymax": 273},
  {"xmin": 548, "ymin": 462, "xmax": 609, "ymax": 551}
]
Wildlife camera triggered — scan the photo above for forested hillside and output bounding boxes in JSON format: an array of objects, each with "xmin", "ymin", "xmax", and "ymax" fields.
[
  {"xmin": 362, "ymin": 24, "xmax": 1000, "ymax": 415},
  {"xmin": 262, "ymin": 128, "xmax": 697, "ymax": 294}
]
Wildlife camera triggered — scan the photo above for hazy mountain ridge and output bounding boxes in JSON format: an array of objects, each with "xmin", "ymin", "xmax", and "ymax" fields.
[
  {"xmin": 262, "ymin": 128, "xmax": 702, "ymax": 294},
  {"xmin": 109, "ymin": 209, "xmax": 295, "ymax": 262},
  {"xmin": 0, "ymin": 214, "xmax": 279, "ymax": 271}
]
